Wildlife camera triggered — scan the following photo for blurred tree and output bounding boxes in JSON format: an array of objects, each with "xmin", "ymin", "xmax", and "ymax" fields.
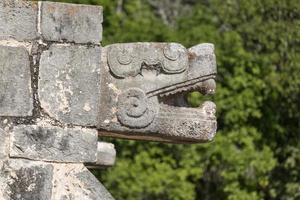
[{"xmin": 50, "ymin": 0, "xmax": 300, "ymax": 199}]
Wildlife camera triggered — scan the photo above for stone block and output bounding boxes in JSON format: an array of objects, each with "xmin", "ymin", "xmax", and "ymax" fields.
[
  {"xmin": 0, "ymin": 159, "xmax": 53, "ymax": 200},
  {"xmin": 10, "ymin": 125, "xmax": 98, "ymax": 163},
  {"xmin": 40, "ymin": 1, "xmax": 103, "ymax": 44},
  {"xmin": 0, "ymin": 45, "xmax": 33, "ymax": 116},
  {"xmin": 39, "ymin": 44, "xmax": 101, "ymax": 126},
  {"xmin": 0, "ymin": 0, "xmax": 38, "ymax": 41}
]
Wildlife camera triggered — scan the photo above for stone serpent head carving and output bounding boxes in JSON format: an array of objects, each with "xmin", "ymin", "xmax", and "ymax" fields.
[{"xmin": 98, "ymin": 42, "xmax": 217, "ymax": 143}]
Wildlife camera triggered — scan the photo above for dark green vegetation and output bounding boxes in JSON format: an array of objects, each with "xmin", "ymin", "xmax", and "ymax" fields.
[{"xmin": 51, "ymin": 0, "xmax": 300, "ymax": 199}]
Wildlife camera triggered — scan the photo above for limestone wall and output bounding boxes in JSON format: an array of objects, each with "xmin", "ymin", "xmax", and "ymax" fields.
[{"xmin": 0, "ymin": 1, "xmax": 115, "ymax": 199}]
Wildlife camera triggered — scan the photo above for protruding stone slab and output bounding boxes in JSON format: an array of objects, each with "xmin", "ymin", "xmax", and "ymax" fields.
[
  {"xmin": 0, "ymin": 45, "xmax": 33, "ymax": 116},
  {"xmin": 87, "ymin": 142, "xmax": 116, "ymax": 169},
  {"xmin": 0, "ymin": 0, "xmax": 38, "ymax": 41},
  {"xmin": 95, "ymin": 142, "xmax": 116, "ymax": 167},
  {"xmin": 0, "ymin": 159, "xmax": 53, "ymax": 200},
  {"xmin": 40, "ymin": 1, "xmax": 103, "ymax": 44},
  {"xmin": 10, "ymin": 125, "xmax": 98, "ymax": 163},
  {"xmin": 39, "ymin": 44, "xmax": 101, "ymax": 126},
  {"xmin": 52, "ymin": 164, "xmax": 114, "ymax": 200}
]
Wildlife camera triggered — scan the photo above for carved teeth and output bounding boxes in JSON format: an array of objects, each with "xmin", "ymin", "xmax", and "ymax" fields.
[
  {"xmin": 159, "ymin": 81, "xmax": 204, "ymax": 97},
  {"xmin": 158, "ymin": 78, "xmax": 216, "ymax": 98}
]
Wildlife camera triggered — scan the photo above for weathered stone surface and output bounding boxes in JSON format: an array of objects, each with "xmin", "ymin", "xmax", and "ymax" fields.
[
  {"xmin": 0, "ymin": 0, "xmax": 38, "ymax": 41},
  {"xmin": 0, "ymin": 45, "xmax": 33, "ymax": 116},
  {"xmin": 0, "ymin": 159, "xmax": 53, "ymax": 200},
  {"xmin": 87, "ymin": 142, "xmax": 116, "ymax": 168},
  {"xmin": 40, "ymin": 1, "xmax": 103, "ymax": 44},
  {"xmin": 39, "ymin": 44, "xmax": 101, "ymax": 126},
  {"xmin": 0, "ymin": 128, "xmax": 9, "ymax": 160},
  {"xmin": 10, "ymin": 125, "xmax": 98, "ymax": 163},
  {"xmin": 52, "ymin": 163, "xmax": 114, "ymax": 200}
]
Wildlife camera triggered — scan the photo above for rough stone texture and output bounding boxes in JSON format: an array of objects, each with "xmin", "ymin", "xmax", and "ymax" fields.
[
  {"xmin": 0, "ymin": 128, "xmax": 9, "ymax": 160},
  {"xmin": 98, "ymin": 42, "xmax": 217, "ymax": 143},
  {"xmin": 10, "ymin": 125, "xmax": 98, "ymax": 163},
  {"xmin": 40, "ymin": 1, "xmax": 103, "ymax": 44},
  {"xmin": 0, "ymin": 159, "xmax": 53, "ymax": 200},
  {"xmin": 51, "ymin": 163, "xmax": 114, "ymax": 200},
  {"xmin": 0, "ymin": 0, "xmax": 38, "ymax": 41},
  {"xmin": 39, "ymin": 44, "xmax": 101, "ymax": 126},
  {"xmin": 0, "ymin": 45, "xmax": 33, "ymax": 116}
]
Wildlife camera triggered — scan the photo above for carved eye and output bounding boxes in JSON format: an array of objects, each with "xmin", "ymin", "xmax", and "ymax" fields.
[
  {"xmin": 162, "ymin": 43, "xmax": 188, "ymax": 73},
  {"xmin": 117, "ymin": 49, "xmax": 132, "ymax": 65}
]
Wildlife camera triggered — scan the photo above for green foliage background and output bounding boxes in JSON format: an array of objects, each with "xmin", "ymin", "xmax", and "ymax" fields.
[{"xmin": 50, "ymin": 0, "xmax": 299, "ymax": 199}]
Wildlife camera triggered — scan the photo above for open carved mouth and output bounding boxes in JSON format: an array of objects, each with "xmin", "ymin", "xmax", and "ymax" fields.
[
  {"xmin": 154, "ymin": 76, "xmax": 217, "ymax": 143},
  {"xmin": 157, "ymin": 76, "xmax": 216, "ymax": 105}
]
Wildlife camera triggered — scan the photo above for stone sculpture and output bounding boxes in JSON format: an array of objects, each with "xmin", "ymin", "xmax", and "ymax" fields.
[{"xmin": 0, "ymin": 0, "xmax": 217, "ymax": 199}]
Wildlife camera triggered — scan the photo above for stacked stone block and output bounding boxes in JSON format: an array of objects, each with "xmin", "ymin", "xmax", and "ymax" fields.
[{"xmin": 0, "ymin": 1, "xmax": 115, "ymax": 199}]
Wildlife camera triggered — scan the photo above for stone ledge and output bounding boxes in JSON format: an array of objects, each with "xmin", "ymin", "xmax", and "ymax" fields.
[{"xmin": 9, "ymin": 125, "xmax": 98, "ymax": 163}]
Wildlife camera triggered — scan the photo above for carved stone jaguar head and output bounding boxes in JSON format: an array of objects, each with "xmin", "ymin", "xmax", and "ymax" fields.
[{"xmin": 98, "ymin": 43, "xmax": 217, "ymax": 143}]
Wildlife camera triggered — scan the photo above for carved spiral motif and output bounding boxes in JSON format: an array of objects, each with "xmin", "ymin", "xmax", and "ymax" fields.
[{"xmin": 117, "ymin": 88, "xmax": 157, "ymax": 128}]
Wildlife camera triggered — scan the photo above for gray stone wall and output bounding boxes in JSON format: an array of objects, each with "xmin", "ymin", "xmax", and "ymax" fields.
[{"xmin": 0, "ymin": 1, "xmax": 115, "ymax": 199}]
